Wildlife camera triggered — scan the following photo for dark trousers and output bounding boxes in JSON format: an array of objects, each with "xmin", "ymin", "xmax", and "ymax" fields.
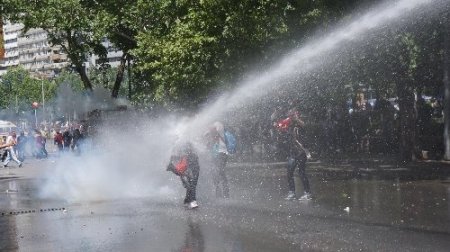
[
  {"xmin": 182, "ymin": 167, "xmax": 200, "ymax": 203},
  {"xmin": 213, "ymin": 152, "xmax": 229, "ymax": 198},
  {"xmin": 17, "ymin": 147, "xmax": 25, "ymax": 161},
  {"xmin": 287, "ymin": 152, "xmax": 310, "ymax": 194}
]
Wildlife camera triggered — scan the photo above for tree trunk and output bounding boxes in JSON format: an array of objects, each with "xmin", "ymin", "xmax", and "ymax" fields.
[
  {"xmin": 443, "ymin": 11, "xmax": 450, "ymax": 160},
  {"xmin": 128, "ymin": 57, "xmax": 132, "ymax": 100},
  {"xmin": 111, "ymin": 53, "xmax": 127, "ymax": 98},
  {"xmin": 75, "ymin": 63, "xmax": 93, "ymax": 91},
  {"xmin": 397, "ymin": 80, "xmax": 416, "ymax": 162}
]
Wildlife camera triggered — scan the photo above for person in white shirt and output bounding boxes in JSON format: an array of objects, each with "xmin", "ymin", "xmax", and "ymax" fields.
[
  {"xmin": 3, "ymin": 131, "xmax": 22, "ymax": 168},
  {"xmin": 206, "ymin": 121, "xmax": 230, "ymax": 198}
]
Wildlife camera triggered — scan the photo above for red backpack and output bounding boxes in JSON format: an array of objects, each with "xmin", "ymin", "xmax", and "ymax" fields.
[
  {"xmin": 174, "ymin": 156, "xmax": 188, "ymax": 175},
  {"xmin": 276, "ymin": 117, "xmax": 292, "ymax": 132}
]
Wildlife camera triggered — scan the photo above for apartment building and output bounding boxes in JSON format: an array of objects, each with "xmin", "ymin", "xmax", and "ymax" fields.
[
  {"xmin": 87, "ymin": 38, "xmax": 123, "ymax": 69},
  {"xmin": 1, "ymin": 21, "xmax": 122, "ymax": 78},
  {"xmin": 0, "ymin": 21, "xmax": 23, "ymax": 76},
  {"xmin": 0, "ymin": 21, "xmax": 70, "ymax": 78},
  {"xmin": 18, "ymin": 28, "xmax": 69, "ymax": 78}
]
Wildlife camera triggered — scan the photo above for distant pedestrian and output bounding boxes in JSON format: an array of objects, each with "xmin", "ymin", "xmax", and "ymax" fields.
[
  {"xmin": 54, "ymin": 130, "xmax": 64, "ymax": 152},
  {"xmin": 62, "ymin": 129, "xmax": 72, "ymax": 151},
  {"xmin": 26, "ymin": 131, "xmax": 35, "ymax": 157},
  {"xmin": 167, "ymin": 140, "xmax": 200, "ymax": 209},
  {"xmin": 71, "ymin": 128, "xmax": 83, "ymax": 155},
  {"xmin": 205, "ymin": 121, "xmax": 230, "ymax": 198},
  {"xmin": 3, "ymin": 131, "xmax": 23, "ymax": 168},
  {"xmin": 34, "ymin": 130, "xmax": 47, "ymax": 159},
  {"xmin": 276, "ymin": 99, "xmax": 312, "ymax": 201},
  {"xmin": 16, "ymin": 131, "xmax": 27, "ymax": 161}
]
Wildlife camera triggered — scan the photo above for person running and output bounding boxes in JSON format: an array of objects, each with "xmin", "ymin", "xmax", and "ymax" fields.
[
  {"xmin": 167, "ymin": 140, "xmax": 200, "ymax": 209},
  {"xmin": 205, "ymin": 121, "xmax": 230, "ymax": 198},
  {"xmin": 276, "ymin": 100, "xmax": 312, "ymax": 201},
  {"xmin": 3, "ymin": 131, "xmax": 23, "ymax": 168}
]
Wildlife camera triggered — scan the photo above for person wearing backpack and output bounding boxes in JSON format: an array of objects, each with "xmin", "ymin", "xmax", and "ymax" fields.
[
  {"xmin": 205, "ymin": 121, "xmax": 231, "ymax": 198},
  {"xmin": 276, "ymin": 100, "xmax": 312, "ymax": 201},
  {"xmin": 167, "ymin": 140, "xmax": 200, "ymax": 209}
]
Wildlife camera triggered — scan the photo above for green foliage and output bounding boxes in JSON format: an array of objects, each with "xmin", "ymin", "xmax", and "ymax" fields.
[
  {"xmin": 53, "ymin": 70, "xmax": 84, "ymax": 92},
  {"xmin": 2, "ymin": 0, "xmax": 448, "ymax": 114},
  {"xmin": 0, "ymin": 67, "xmax": 56, "ymax": 113},
  {"xmin": 132, "ymin": 0, "xmax": 293, "ymax": 108}
]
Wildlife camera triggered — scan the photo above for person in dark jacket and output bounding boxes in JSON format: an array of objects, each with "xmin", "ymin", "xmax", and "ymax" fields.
[
  {"xmin": 34, "ymin": 130, "xmax": 47, "ymax": 159},
  {"xmin": 71, "ymin": 128, "xmax": 83, "ymax": 155},
  {"xmin": 167, "ymin": 141, "xmax": 200, "ymax": 209},
  {"xmin": 16, "ymin": 131, "xmax": 27, "ymax": 161},
  {"xmin": 276, "ymin": 100, "xmax": 312, "ymax": 201},
  {"xmin": 54, "ymin": 131, "xmax": 64, "ymax": 152},
  {"xmin": 62, "ymin": 129, "xmax": 72, "ymax": 151}
]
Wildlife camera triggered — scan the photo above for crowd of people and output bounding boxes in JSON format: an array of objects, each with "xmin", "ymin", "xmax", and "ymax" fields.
[
  {"xmin": 0, "ymin": 126, "xmax": 87, "ymax": 169},
  {"xmin": 167, "ymin": 99, "xmax": 312, "ymax": 210}
]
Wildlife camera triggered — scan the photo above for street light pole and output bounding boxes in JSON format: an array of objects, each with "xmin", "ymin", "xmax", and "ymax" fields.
[
  {"xmin": 34, "ymin": 109, "xmax": 37, "ymax": 128},
  {"xmin": 41, "ymin": 78, "xmax": 45, "ymax": 114}
]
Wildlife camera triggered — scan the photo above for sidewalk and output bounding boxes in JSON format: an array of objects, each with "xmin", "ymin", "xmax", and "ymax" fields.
[
  {"xmin": 2, "ymin": 152, "xmax": 450, "ymax": 181},
  {"xmin": 228, "ymin": 154, "xmax": 450, "ymax": 180}
]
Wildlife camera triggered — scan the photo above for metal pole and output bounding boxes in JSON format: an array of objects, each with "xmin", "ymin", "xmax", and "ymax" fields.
[
  {"xmin": 128, "ymin": 58, "xmax": 132, "ymax": 100},
  {"xmin": 34, "ymin": 109, "xmax": 37, "ymax": 128},
  {"xmin": 41, "ymin": 79, "xmax": 45, "ymax": 116}
]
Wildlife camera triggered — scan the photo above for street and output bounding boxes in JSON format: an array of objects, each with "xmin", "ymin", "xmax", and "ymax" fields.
[{"xmin": 0, "ymin": 155, "xmax": 449, "ymax": 251}]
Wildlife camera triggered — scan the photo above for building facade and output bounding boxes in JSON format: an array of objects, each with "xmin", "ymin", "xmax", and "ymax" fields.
[
  {"xmin": 87, "ymin": 38, "xmax": 123, "ymax": 69},
  {"xmin": 1, "ymin": 21, "xmax": 123, "ymax": 78},
  {"xmin": 0, "ymin": 21, "xmax": 23, "ymax": 76},
  {"xmin": 17, "ymin": 28, "xmax": 69, "ymax": 78}
]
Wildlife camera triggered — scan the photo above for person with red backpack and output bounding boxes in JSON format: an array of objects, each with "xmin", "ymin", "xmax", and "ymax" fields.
[
  {"xmin": 167, "ymin": 141, "xmax": 200, "ymax": 209},
  {"xmin": 276, "ymin": 100, "xmax": 312, "ymax": 201}
]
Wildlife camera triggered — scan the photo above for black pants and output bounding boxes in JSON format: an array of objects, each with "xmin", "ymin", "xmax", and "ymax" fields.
[
  {"xmin": 213, "ymin": 152, "xmax": 229, "ymax": 198},
  {"xmin": 182, "ymin": 166, "xmax": 200, "ymax": 203},
  {"xmin": 287, "ymin": 152, "xmax": 310, "ymax": 194}
]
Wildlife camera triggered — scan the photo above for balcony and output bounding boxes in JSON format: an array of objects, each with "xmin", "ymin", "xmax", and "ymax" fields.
[{"xmin": 50, "ymin": 54, "xmax": 68, "ymax": 63}]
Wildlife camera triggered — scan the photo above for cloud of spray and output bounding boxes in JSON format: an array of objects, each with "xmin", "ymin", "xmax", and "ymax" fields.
[
  {"xmin": 40, "ymin": 115, "xmax": 183, "ymax": 201},
  {"xmin": 39, "ymin": 0, "xmax": 442, "ymax": 202}
]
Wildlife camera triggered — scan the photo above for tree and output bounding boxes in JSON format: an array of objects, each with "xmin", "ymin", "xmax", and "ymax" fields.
[
  {"xmin": 3, "ymin": 0, "xmax": 104, "ymax": 91},
  {"xmin": 3, "ymin": 0, "xmax": 135, "ymax": 98},
  {"xmin": 131, "ymin": 0, "xmax": 295, "ymax": 108},
  {"xmin": 0, "ymin": 67, "xmax": 56, "ymax": 115},
  {"xmin": 80, "ymin": 0, "xmax": 139, "ymax": 98}
]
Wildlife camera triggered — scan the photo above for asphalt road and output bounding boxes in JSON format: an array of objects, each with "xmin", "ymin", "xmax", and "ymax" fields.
[{"xmin": 0, "ymin": 156, "xmax": 449, "ymax": 251}]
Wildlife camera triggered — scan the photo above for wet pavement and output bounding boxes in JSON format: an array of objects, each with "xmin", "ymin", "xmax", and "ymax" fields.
[{"xmin": 1, "ymin": 157, "xmax": 450, "ymax": 251}]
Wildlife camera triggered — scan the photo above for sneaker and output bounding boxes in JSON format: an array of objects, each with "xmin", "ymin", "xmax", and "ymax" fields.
[
  {"xmin": 188, "ymin": 201, "xmax": 199, "ymax": 209},
  {"xmin": 18, "ymin": 163, "xmax": 22, "ymax": 168},
  {"xmin": 298, "ymin": 193, "xmax": 312, "ymax": 201},
  {"xmin": 284, "ymin": 191, "xmax": 296, "ymax": 200}
]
